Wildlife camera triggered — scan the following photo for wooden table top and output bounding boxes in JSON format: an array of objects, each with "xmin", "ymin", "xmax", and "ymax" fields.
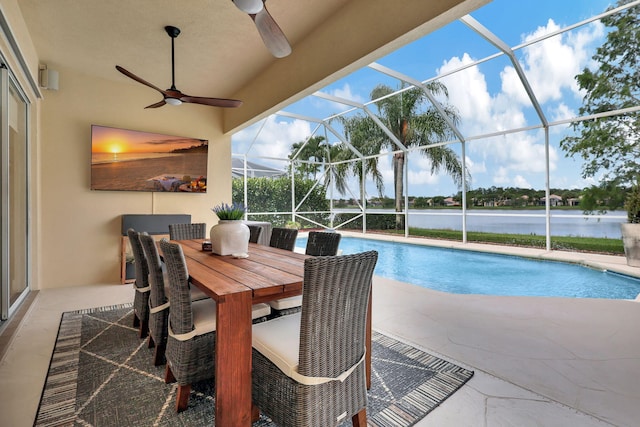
[{"xmin": 176, "ymin": 240, "xmax": 309, "ymax": 303}]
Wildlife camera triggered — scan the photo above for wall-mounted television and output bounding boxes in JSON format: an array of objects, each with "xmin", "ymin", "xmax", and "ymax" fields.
[{"xmin": 91, "ymin": 125, "xmax": 208, "ymax": 192}]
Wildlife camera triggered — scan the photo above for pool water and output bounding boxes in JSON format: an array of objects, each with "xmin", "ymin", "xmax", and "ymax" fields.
[{"xmin": 296, "ymin": 236, "xmax": 640, "ymax": 300}]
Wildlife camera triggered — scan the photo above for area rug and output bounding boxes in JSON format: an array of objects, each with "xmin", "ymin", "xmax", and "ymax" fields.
[{"xmin": 34, "ymin": 304, "xmax": 473, "ymax": 427}]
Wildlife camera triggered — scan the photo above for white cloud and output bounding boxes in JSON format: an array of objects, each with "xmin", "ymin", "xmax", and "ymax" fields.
[
  {"xmin": 500, "ymin": 66, "xmax": 529, "ymax": 105},
  {"xmin": 314, "ymin": 83, "xmax": 367, "ymax": 112},
  {"xmin": 377, "ymin": 151, "xmax": 394, "ymax": 186},
  {"xmin": 465, "ymin": 156, "xmax": 486, "ymax": 174},
  {"xmin": 550, "ymin": 102, "xmax": 575, "ymax": 123},
  {"xmin": 493, "ymin": 167, "xmax": 510, "ymax": 185},
  {"xmin": 437, "ymin": 54, "xmax": 493, "ymax": 134},
  {"xmin": 430, "ymin": 18, "xmax": 603, "ymax": 192},
  {"xmin": 513, "ymin": 175, "xmax": 532, "ymax": 188},
  {"xmin": 233, "ymin": 116, "xmax": 311, "ymax": 164},
  {"xmin": 408, "ymin": 155, "xmax": 442, "ymax": 185},
  {"xmin": 518, "ymin": 19, "xmax": 604, "ymax": 103},
  {"xmin": 331, "ymin": 83, "xmax": 365, "ymax": 104}
]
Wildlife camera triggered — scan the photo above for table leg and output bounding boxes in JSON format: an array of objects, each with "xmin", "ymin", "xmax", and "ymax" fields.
[{"xmin": 215, "ymin": 290, "xmax": 253, "ymax": 426}]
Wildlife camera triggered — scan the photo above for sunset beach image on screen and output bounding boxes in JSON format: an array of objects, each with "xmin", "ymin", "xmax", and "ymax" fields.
[{"xmin": 90, "ymin": 125, "xmax": 208, "ymax": 192}]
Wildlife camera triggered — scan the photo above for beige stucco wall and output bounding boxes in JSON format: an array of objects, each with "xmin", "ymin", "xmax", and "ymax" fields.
[
  {"xmin": 36, "ymin": 66, "xmax": 230, "ymax": 288},
  {"xmin": 1, "ymin": 0, "xmax": 232, "ymax": 289}
]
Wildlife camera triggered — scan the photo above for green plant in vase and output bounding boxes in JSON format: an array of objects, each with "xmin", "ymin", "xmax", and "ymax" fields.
[{"xmin": 211, "ymin": 202, "xmax": 246, "ymax": 221}]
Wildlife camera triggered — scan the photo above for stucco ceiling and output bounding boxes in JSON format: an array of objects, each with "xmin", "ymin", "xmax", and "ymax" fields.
[
  {"xmin": 17, "ymin": 0, "xmax": 487, "ymax": 130},
  {"xmin": 18, "ymin": 0, "xmax": 345, "ymax": 100}
]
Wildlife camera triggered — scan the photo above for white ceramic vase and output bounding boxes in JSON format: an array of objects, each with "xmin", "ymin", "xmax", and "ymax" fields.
[{"xmin": 210, "ymin": 220, "xmax": 250, "ymax": 256}]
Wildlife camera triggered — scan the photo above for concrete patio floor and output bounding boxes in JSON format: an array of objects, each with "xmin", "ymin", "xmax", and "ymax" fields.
[{"xmin": 1, "ymin": 236, "xmax": 638, "ymax": 426}]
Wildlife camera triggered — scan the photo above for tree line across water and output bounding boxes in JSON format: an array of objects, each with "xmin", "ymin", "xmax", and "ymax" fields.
[
  {"xmin": 233, "ymin": 177, "xmax": 625, "ymax": 254},
  {"xmin": 332, "ymin": 186, "xmax": 631, "ymax": 210}
]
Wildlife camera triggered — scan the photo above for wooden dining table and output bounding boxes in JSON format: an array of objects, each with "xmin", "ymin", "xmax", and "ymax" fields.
[{"xmin": 170, "ymin": 239, "xmax": 372, "ymax": 426}]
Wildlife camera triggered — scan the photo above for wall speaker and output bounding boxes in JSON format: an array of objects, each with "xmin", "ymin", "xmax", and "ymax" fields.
[{"xmin": 38, "ymin": 66, "xmax": 59, "ymax": 90}]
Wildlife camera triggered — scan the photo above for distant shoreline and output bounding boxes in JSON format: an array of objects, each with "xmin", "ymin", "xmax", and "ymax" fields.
[
  {"xmin": 91, "ymin": 152, "xmax": 179, "ymax": 166},
  {"xmin": 91, "ymin": 152, "xmax": 207, "ymax": 191}
]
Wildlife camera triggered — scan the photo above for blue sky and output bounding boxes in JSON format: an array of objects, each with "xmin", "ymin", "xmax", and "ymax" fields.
[{"xmin": 232, "ymin": 0, "xmax": 620, "ymax": 198}]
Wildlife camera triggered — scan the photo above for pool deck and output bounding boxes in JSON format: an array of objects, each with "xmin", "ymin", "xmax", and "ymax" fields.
[
  {"xmin": 1, "ymin": 234, "xmax": 638, "ymax": 426},
  {"xmin": 354, "ymin": 232, "xmax": 639, "ymax": 427}
]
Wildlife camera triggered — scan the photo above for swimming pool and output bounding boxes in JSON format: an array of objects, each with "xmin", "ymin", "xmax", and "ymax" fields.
[{"xmin": 296, "ymin": 236, "xmax": 640, "ymax": 300}]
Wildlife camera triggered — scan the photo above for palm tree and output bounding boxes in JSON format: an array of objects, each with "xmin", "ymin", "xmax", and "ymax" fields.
[
  {"xmin": 289, "ymin": 136, "xmax": 329, "ymax": 180},
  {"xmin": 334, "ymin": 83, "xmax": 468, "ymax": 228}
]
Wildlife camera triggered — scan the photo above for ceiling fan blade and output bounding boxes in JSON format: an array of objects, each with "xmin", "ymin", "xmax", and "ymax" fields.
[
  {"xmin": 145, "ymin": 100, "xmax": 167, "ymax": 109},
  {"xmin": 180, "ymin": 95, "xmax": 243, "ymax": 108},
  {"xmin": 116, "ymin": 26, "xmax": 243, "ymax": 110},
  {"xmin": 251, "ymin": 5, "xmax": 291, "ymax": 58},
  {"xmin": 115, "ymin": 65, "xmax": 166, "ymax": 94}
]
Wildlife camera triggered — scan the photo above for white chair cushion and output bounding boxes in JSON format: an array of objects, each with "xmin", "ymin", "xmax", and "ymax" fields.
[
  {"xmin": 172, "ymin": 301, "xmax": 269, "ymax": 341},
  {"xmin": 252, "ymin": 312, "xmax": 301, "ymax": 379},
  {"xmin": 253, "ymin": 312, "xmax": 366, "ymax": 385},
  {"xmin": 268, "ymin": 295, "xmax": 302, "ymax": 310},
  {"xmin": 191, "ymin": 298, "xmax": 217, "ymax": 335},
  {"xmin": 252, "ymin": 303, "xmax": 271, "ymax": 319}
]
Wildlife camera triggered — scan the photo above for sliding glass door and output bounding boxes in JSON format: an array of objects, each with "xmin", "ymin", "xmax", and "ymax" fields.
[{"xmin": 0, "ymin": 65, "xmax": 30, "ymax": 320}]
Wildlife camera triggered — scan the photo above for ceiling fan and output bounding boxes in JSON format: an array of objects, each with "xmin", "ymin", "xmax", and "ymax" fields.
[
  {"xmin": 115, "ymin": 25, "xmax": 242, "ymax": 109},
  {"xmin": 232, "ymin": 0, "xmax": 291, "ymax": 58}
]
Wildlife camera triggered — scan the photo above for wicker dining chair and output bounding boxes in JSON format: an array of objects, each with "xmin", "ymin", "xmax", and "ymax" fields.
[
  {"xmin": 159, "ymin": 239, "xmax": 273, "ymax": 411},
  {"xmin": 305, "ymin": 231, "xmax": 342, "ymax": 256},
  {"xmin": 160, "ymin": 239, "xmax": 218, "ymax": 412},
  {"xmin": 252, "ymin": 250, "xmax": 378, "ymax": 427},
  {"xmin": 139, "ymin": 233, "xmax": 171, "ymax": 366},
  {"xmin": 269, "ymin": 227, "xmax": 298, "ymax": 251},
  {"xmin": 168, "ymin": 222, "xmax": 207, "ymax": 240},
  {"xmin": 247, "ymin": 224, "xmax": 262, "ymax": 244},
  {"xmin": 268, "ymin": 231, "xmax": 342, "ymax": 317},
  {"xmin": 127, "ymin": 228, "xmax": 150, "ymax": 339}
]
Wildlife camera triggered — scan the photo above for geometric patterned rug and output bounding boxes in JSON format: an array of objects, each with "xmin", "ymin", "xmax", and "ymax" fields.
[{"xmin": 34, "ymin": 304, "xmax": 473, "ymax": 427}]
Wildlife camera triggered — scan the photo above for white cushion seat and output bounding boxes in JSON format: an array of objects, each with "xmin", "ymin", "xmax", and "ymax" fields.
[
  {"xmin": 171, "ymin": 300, "xmax": 272, "ymax": 341},
  {"xmin": 252, "ymin": 312, "xmax": 301, "ymax": 378},
  {"xmin": 190, "ymin": 298, "xmax": 218, "ymax": 336},
  {"xmin": 252, "ymin": 303, "xmax": 272, "ymax": 319},
  {"xmin": 267, "ymin": 295, "xmax": 302, "ymax": 311},
  {"xmin": 253, "ymin": 312, "xmax": 363, "ymax": 385},
  {"xmin": 168, "ymin": 298, "xmax": 217, "ymax": 341}
]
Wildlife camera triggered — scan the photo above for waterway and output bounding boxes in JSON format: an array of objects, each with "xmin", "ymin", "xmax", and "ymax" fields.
[
  {"xmin": 338, "ymin": 209, "xmax": 626, "ymax": 239},
  {"xmin": 296, "ymin": 235, "xmax": 640, "ymax": 299}
]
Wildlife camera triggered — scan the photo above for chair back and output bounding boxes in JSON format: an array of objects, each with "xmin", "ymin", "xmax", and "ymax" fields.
[
  {"xmin": 269, "ymin": 227, "xmax": 298, "ymax": 251},
  {"xmin": 159, "ymin": 240, "xmax": 194, "ymax": 335},
  {"xmin": 247, "ymin": 225, "xmax": 262, "ymax": 244},
  {"xmin": 298, "ymin": 251, "xmax": 378, "ymax": 379},
  {"xmin": 139, "ymin": 233, "xmax": 167, "ymax": 309},
  {"xmin": 169, "ymin": 223, "xmax": 207, "ymax": 240},
  {"xmin": 305, "ymin": 231, "xmax": 342, "ymax": 256},
  {"xmin": 127, "ymin": 228, "xmax": 149, "ymax": 290}
]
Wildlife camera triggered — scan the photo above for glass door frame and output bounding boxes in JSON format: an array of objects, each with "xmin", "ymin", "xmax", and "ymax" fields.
[{"xmin": 0, "ymin": 64, "xmax": 31, "ymax": 320}]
